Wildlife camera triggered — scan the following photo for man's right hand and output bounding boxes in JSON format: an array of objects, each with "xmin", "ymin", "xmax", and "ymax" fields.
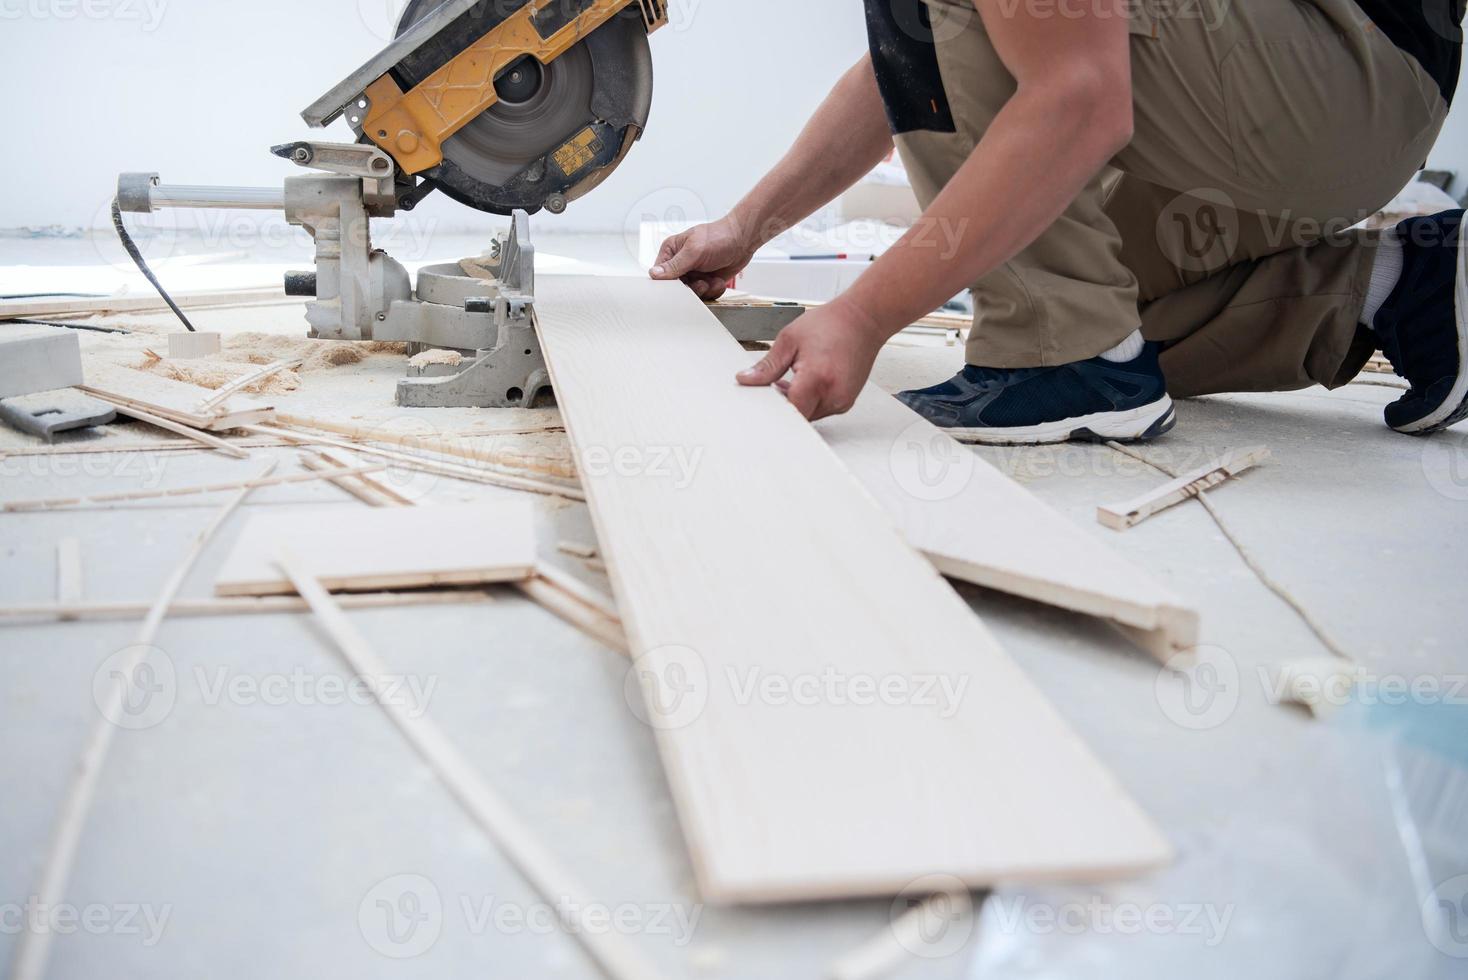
[{"xmin": 648, "ymin": 217, "xmax": 757, "ymax": 301}]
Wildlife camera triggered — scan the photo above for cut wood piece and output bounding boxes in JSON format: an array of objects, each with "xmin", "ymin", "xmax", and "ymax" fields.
[
  {"xmin": 814, "ymin": 385, "xmax": 1200, "ymax": 658},
  {"xmin": 94, "ymin": 397, "xmax": 250, "ymax": 459},
  {"xmin": 1098, "ymin": 447, "xmax": 1271, "ymax": 531},
  {"xmin": 0, "ymin": 324, "xmax": 83, "ymax": 399},
  {"xmin": 0, "ymin": 287, "xmax": 288, "ymax": 321},
  {"xmin": 536, "ymin": 275, "xmax": 1171, "ymax": 903},
  {"xmin": 167, "ymin": 332, "xmax": 222, "ymax": 359},
  {"xmin": 215, "ymin": 502, "xmax": 537, "ymax": 597},
  {"xmin": 80, "ymin": 359, "xmax": 275, "ymax": 431},
  {"xmin": 274, "ymin": 551, "xmax": 665, "ymax": 980}
]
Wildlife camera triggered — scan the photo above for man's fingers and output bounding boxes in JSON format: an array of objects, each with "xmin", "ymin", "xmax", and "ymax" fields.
[
  {"xmin": 650, "ymin": 234, "xmax": 698, "ymax": 279},
  {"xmin": 737, "ymin": 338, "xmax": 795, "ymax": 387},
  {"xmin": 682, "ymin": 274, "xmax": 730, "ymax": 300},
  {"xmin": 781, "ymin": 370, "xmax": 824, "ymax": 421}
]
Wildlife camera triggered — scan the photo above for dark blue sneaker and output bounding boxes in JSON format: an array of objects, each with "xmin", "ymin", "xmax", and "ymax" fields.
[
  {"xmin": 896, "ymin": 342, "xmax": 1176, "ymax": 445},
  {"xmin": 1372, "ymin": 209, "xmax": 1468, "ymax": 435}
]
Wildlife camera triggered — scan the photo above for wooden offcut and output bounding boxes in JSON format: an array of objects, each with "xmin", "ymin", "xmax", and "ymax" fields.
[
  {"xmin": 215, "ymin": 502, "xmax": 537, "ymax": 597},
  {"xmin": 80, "ymin": 359, "xmax": 275, "ymax": 431},
  {"xmin": 535, "ymin": 275, "xmax": 1170, "ymax": 903},
  {"xmin": 1098, "ymin": 447, "xmax": 1271, "ymax": 530}
]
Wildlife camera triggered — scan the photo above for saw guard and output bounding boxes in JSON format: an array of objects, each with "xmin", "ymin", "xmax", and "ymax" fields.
[{"xmin": 362, "ymin": 0, "xmax": 659, "ymax": 176}]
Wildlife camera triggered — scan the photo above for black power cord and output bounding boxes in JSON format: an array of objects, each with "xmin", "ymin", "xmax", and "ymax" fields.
[
  {"xmin": 8, "ymin": 318, "xmax": 131, "ymax": 335},
  {"xmin": 110, "ymin": 198, "xmax": 197, "ymax": 333}
]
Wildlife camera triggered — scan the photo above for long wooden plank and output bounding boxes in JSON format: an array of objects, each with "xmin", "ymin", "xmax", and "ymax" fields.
[
  {"xmin": 215, "ymin": 502, "xmax": 537, "ymax": 597},
  {"xmin": 814, "ymin": 387, "xmax": 1200, "ymax": 658},
  {"xmin": 80, "ymin": 359, "xmax": 275, "ymax": 431},
  {"xmin": 534, "ymin": 276, "xmax": 1170, "ymax": 903}
]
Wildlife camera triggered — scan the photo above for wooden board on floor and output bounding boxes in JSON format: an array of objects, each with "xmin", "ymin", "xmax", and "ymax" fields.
[
  {"xmin": 215, "ymin": 502, "xmax": 537, "ymax": 597},
  {"xmin": 815, "ymin": 386, "xmax": 1200, "ymax": 659},
  {"xmin": 79, "ymin": 359, "xmax": 274, "ymax": 431},
  {"xmin": 535, "ymin": 275, "xmax": 1171, "ymax": 904}
]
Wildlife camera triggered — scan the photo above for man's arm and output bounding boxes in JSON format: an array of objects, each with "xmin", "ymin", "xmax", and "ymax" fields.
[
  {"xmin": 740, "ymin": 1, "xmax": 1136, "ymax": 421},
  {"xmin": 649, "ymin": 55, "xmax": 893, "ymax": 300}
]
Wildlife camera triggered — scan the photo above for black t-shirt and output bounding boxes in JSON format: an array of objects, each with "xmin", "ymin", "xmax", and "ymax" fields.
[{"xmin": 1355, "ymin": 0, "xmax": 1465, "ymax": 105}]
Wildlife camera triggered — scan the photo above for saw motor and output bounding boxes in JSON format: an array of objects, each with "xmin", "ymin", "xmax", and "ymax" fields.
[{"xmin": 306, "ymin": 0, "xmax": 665, "ymax": 217}]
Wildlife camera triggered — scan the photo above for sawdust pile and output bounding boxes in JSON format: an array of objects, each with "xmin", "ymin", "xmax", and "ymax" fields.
[
  {"xmin": 219, "ymin": 332, "xmax": 409, "ymax": 370},
  {"xmin": 130, "ymin": 333, "xmax": 409, "ymax": 393},
  {"xmin": 134, "ymin": 349, "xmax": 300, "ymax": 395},
  {"xmin": 409, "ymin": 348, "xmax": 464, "ymax": 368}
]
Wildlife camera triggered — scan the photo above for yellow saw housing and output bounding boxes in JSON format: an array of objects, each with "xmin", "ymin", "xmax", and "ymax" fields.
[{"xmin": 362, "ymin": 0, "xmax": 667, "ymax": 176}]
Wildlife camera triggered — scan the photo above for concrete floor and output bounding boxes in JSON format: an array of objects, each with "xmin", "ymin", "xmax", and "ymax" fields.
[{"xmin": 1, "ymin": 232, "xmax": 1465, "ymax": 978}]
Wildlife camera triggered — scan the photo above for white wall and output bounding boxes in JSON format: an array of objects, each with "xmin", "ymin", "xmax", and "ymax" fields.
[
  {"xmin": 0, "ymin": 0, "xmax": 868, "ymax": 233},
  {"xmin": 1432, "ymin": 100, "xmax": 1468, "ymax": 199},
  {"xmin": 1, "ymin": 1, "xmax": 1464, "ymax": 234}
]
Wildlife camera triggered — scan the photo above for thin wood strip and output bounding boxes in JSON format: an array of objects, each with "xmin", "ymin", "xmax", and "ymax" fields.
[
  {"xmin": 1, "ymin": 464, "xmax": 389, "ymax": 513},
  {"xmin": 827, "ymin": 892, "xmax": 973, "ymax": 980},
  {"xmin": 0, "ymin": 287, "xmax": 289, "ymax": 321},
  {"xmin": 195, "ymin": 357, "xmax": 304, "ymax": 413},
  {"xmin": 276, "ymin": 412, "xmax": 577, "ymax": 480},
  {"xmin": 1097, "ymin": 447, "xmax": 1271, "ymax": 531},
  {"xmin": 0, "ymin": 590, "xmax": 497, "ymax": 623},
  {"xmin": 250, "ymin": 424, "xmax": 584, "ymax": 501},
  {"xmin": 300, "ymin": 454, "xmax": 396, "ymax": 508},
  {"xmin": 88, "ymin": 394, "xmax": 251, "ymax": 459},
  {"xmin": 517, "ymin": 564, "xmax": 627, "ymax": 656},
  {"xmin": 10, "ymin": 462, "xmax": 276, "ymax": 980},
  {"xmin": 311, "ymin": 447, "xmax": 417, "ymax": 506},
  {"xmin": 274, "ymin": 550, "xmax": 664, "ymax": 980}
]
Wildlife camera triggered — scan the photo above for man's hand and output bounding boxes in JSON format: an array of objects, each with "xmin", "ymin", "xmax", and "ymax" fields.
[
  {"xmin": 737, "ymin": 301, "xmax": 886, "ymax": 421},
  {"xmin": 649, "ymin": 217, "xmax": 757, "ymax": 301}
]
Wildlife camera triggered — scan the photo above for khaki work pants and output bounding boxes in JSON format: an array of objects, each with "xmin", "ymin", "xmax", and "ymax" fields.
[{"xmin": 896, "ymin": 0, "xmax": 1451, "ymax": 395}]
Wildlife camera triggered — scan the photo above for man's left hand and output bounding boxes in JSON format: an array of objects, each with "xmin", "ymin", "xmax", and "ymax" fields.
[{"xmin": 736, "ymin": 301, "xmax": 886, "ymax": 421}]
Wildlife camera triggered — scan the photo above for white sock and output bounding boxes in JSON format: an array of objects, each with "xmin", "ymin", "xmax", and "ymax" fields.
[
  {"xmin": 1362, "ymin": 234, "xmax": 1404, "ymax": 330},
  {"xmin": 1098, "ymin": 329, "xmax": 1145, "ymax": 363}
]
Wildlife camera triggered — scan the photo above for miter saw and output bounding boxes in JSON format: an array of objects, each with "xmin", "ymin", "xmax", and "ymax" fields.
[{"xmin": 115, "ymin": 0, "xmax": 800, "ymax": 408}]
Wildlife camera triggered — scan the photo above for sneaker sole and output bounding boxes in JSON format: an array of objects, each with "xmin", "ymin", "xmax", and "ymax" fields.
[
  {"xmin": 946, "ymin": 396, "xmax": 1176, "ymax": 446},
  {"xmin": 1396, "ymin": 225, "xmax": 1468, "ymax": 435}
]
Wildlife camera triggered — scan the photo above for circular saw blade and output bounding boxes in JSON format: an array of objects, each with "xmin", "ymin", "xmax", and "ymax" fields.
[{"xmin": 394, "ymin": 0, "xmax": 654, "ymax": 215}]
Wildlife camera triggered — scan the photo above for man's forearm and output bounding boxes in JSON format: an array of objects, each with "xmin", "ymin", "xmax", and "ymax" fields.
[
  {"xmin": 835, "ymin": 79, "xmax": 1133, "ymax": 342},
  {"xmin": 728, "ymin": 55, "xmax": 894, "ymax": 249}
]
